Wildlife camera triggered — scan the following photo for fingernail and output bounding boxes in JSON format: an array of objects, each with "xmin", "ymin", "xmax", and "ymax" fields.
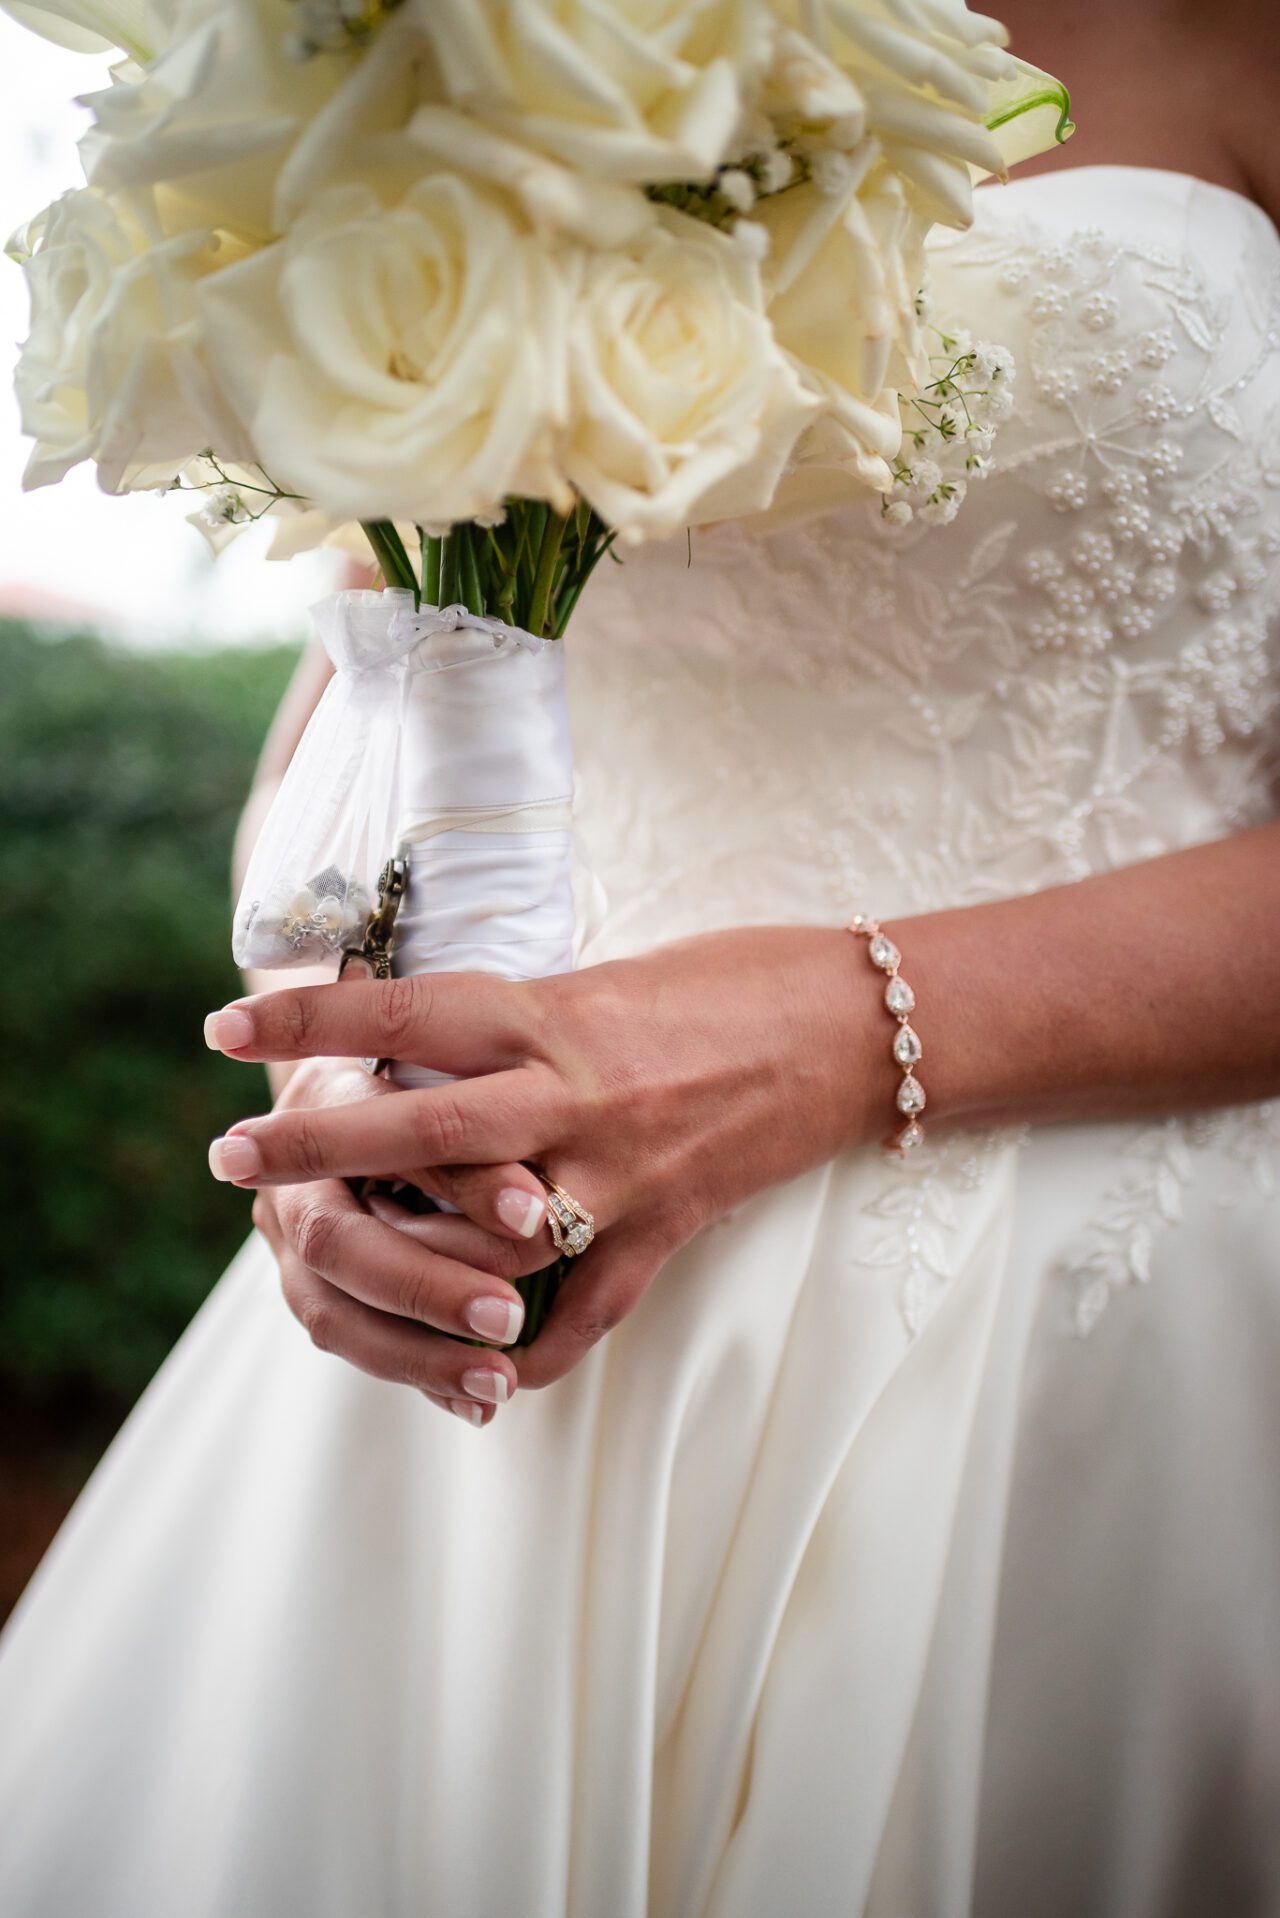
[
  {"xmin": 496, "ymin": 1187, "xmax": 546, "ymax": 1239},
  {"xmin": 450, "ymin": 1400, "xmax": 484, "ymax": 1427},
  {"xmin": 461, "ymin": 1366, "xmax": 510, "ymax": 1405},
  {"xmin": 466, "ymin": 1296, "xmax": 524, "ymax": 1344},
  {"xmin": 204, "ymin": 1008, "xmax": 254, "ymax": 1052},
  {"xmin": 208, "ymin": 1134, "xmax": 262, "ymax": 1183}
]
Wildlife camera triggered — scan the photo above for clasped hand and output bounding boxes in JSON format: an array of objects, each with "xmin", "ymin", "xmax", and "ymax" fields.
[{"xmin": 205, "ymin": 928, "xmax": 883, "ymax": 1425}]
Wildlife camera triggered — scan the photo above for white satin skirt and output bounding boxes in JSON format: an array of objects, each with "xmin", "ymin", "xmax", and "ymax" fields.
[{"xmin": 1, "ymin": 1102, "xmax": 1278, "ymax": 1917}]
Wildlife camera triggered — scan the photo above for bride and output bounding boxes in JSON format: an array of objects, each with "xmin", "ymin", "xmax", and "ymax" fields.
[{"xmin": 2, "ymin": 3, "xmax": 1279, "ymax": 1912}]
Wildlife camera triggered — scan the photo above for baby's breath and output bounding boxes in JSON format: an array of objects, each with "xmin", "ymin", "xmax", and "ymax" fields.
[{"xmin": 881, "ymin": 323, "xmax": 1015, "ymax": 528}]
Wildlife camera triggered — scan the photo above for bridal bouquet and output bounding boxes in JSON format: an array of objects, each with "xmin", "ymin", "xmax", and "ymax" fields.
[{"xmin": 5, "ymin": 0, "xmax": 1068, "ymax": 1332}]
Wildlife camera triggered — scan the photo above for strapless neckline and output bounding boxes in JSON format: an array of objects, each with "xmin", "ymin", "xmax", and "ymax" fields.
[{"xmin": 976, "ymin": 161, "xmax": 1280, "ymax": 249}]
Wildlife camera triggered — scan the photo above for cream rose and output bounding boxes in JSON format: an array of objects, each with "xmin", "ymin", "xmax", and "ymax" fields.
[
  {"xmin": 411, "ymin": 0, "xmax": 771, "ymax": 184},
  {"xmin": 560, "ymin": 209, "xmax": 815, "ymax": 539},
  {"xmin": 10, "ymin": 187, "xmax": 249, "ymax": 493},
  {"xmin": 197, "ymin": 175, "xmax": 573, "ymax": 527}
]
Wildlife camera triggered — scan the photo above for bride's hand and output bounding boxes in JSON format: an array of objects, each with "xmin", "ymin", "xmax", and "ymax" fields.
[
  {"xmin": 205, "ymin": 927, "xmax": 889, "ymax": 1393},
  {"xmin": 241, "ymin": 1055, "xmax": 542, "ymax": 1426}
]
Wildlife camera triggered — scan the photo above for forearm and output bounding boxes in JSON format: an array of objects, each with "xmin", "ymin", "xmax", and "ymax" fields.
[
  {"xmin": 203, "ymin": 825, "xmax": 1280, "ymax": 1398},
  {"xmin": 893, "ymin": 823, "xmax": 1280, "ymax": 1132}
]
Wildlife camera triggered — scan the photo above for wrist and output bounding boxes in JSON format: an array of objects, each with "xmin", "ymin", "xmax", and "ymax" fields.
[
  {"xmin": 879, "ymin": 905, "xmax": 1021, "ymax": 1130},
  {"xmin": 819, "ymin": 908, "xmax": 996, "ymax": 1151},
  {"xmin": 794, "ymin": 926, "xmax": 904, "ymax": 1153}
]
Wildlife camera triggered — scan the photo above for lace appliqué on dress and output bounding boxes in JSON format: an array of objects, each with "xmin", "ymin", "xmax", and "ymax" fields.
[
  {"xmin": 858, "ymin": 1129, "xmax": 1026, "ymax": 1337},
  {"xmin": 1056, "ymin": 1103, "xmax": 1280, "ymax": 1336}
]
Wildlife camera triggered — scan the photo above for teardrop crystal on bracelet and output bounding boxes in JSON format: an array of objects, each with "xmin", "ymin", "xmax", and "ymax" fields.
[
  {"xmin": 893, "ymin": 1023, "xmax": 922, "ymax": 1066},
  {"xmin": 868, "ymin": 933, "xmax": 900, "ymax": 971},
  {"xmin": 897, "ymin": 1075, "xmax": 927, "ymax": 1115},
  {"xmin": 897, "ymin": 1121, "xmax": 925, "ymax": 1151},
  {"xmin": 885, "ymin": 976, "xmax": 915, "ymax": 1016}
]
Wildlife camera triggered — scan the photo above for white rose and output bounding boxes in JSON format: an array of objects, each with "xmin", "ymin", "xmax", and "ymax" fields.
[
  {"xmin": 755, "ymin": 168, "xmax": 923, "ymax": 493},
  {"xmin": 0, "ymin": 0, "xmax": 157, "ymax": 58},
  {"xmin": 402, "ymin": 107, "xmax": 655, "ymax": 248},
  {"xmin": 10, "ymin": 187, "xmax": 250, "ymax": 492},
  {"xmin": 197, "ymin": 175, "xmax": 573, "ymax": 526},
  {"xmin": 273, "ymin": 19, "xmax": 655, "ymax": 250},
  {"xmin": 74, "ymin": 0, "xmax": 675, "ymax": 251},
  {"xmin": 561, "ymin": 209, "xmax": 816, "ymax": 539},
  {"xmin": 410, "ymin": 0, "xmax": 772, "ymax": 183},
  {"xmin": 78, "ymin": 0, "xmax": 340, "ymax": 244},
  {"xmin": 760, "ymin": 24, "xmax": 864, "ymax": 134}
]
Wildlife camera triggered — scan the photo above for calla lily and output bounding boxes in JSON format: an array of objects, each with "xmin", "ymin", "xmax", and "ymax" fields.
[{"xmin": 979, "ymin": 55, "xmax": 1075, "ymax": 174}]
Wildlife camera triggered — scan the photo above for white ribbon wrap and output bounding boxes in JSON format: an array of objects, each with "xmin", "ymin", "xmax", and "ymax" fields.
[{"xmin": 233, "ymin": 589, "xmax": 580, "ymax": 1089}]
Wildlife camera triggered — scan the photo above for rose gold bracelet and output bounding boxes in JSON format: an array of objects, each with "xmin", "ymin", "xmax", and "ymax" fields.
[{"xmin": 846, "ymin": 914, "xmax": 926, "ymax": 1153}]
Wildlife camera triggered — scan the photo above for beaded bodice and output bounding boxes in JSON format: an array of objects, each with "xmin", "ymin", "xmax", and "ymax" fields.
[{"xmin": 568, "ymin": 166, "xmax": 1280, "ymax": 958}]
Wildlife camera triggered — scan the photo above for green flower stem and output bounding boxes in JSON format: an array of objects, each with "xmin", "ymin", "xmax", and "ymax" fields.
[
  {"xmin": 520, "ymin": 503, "xmax": 549, "ymax": 612},
  {"xmin": 365, "ymin": 501, "xmax": 616, "ymax": 639},
  {"xmin": 421, "ymin": 529, "xmax": 442, "ymax": 605},
  {"xmin": 437, "ymin": 528, "xmax": 459, "ymax": 608},
  {"xmin": 361, "ymin": 520, "xmax": 417, "ymax": 596},
  {"xmin": 459, "ymin": 524, "xmax": 485, "ymax": 616},
  {"xmin": 527, "ymin": 509, "xmax": 568, "ymax": 639}
]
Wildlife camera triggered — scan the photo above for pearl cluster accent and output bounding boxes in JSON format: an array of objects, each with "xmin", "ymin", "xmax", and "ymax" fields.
[{"xmin": 846, "ymin": 914, "xmax": 927, "ymax": 1153}]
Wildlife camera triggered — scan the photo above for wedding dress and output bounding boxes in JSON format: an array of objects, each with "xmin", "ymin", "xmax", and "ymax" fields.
[{"xmin": 2, "ymin": 166, "xmax": 1278, "ymax": 1918}]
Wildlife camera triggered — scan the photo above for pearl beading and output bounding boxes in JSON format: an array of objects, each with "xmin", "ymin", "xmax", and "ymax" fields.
[{"xmin": 846, "ymin": 915, "xmax": 927, "ymax": 1153}]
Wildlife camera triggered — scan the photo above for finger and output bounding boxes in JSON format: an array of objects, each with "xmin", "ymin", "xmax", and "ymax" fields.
[
  {"xmin": 251, "ymin": 1187, "xmax": 286, "ymax": 1256},
  {"xmin": 422, "ymin": 1389, "xmax": 497, "ymax": 1429},
  {"xmin": 366, "ymin": 1192, "xmax": 556, "ymax": 1285},
  {"xmin": 367, "ymin": 1151, "xmax": 612, "ymax": 1278},
  {"xmin": 278, "ymin": 1263, "xmax": 517, "ymax": 1407},
  {"xmin": 203, "ymin": 973, "xmax": 537, "ymax": 1074},
  {"xmin": 276, "ymin": 1183, "xmax": 528, "ymax": 1347},
  {"xmin": 398, "ymin": 1162, "xmax": 551, "ymax": 1243},
  {"xmin": 208, "ymin": 1069, "xmax": 553, "ymax": 1188},
  {"xmin": 513, "ymin": 1236, "xmax": 659, "ymax": 1391}
]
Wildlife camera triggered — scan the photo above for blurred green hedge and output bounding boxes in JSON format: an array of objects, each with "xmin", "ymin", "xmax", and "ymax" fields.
[{"xmin": 0, "ymin": 619, "xmax": 298, "ymax": 1419}]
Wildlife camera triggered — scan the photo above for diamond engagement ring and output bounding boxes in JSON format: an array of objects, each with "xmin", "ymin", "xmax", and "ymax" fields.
[{"xmin": 528, "ymin": 1169, "xmax": 596, "ymax": 1257}]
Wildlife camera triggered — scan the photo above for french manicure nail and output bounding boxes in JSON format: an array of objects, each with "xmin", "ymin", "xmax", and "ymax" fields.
[
  {"xmin": 208, "ymin": 1134, "xmax": 262, "ymax": 1183},
  {"xmin": 466, "ymin": 1296, "xmax": 524, "ymax": 1344},
  {"xmin": 496, "ymin": 1187, "xmax": 546, "ymax": 1239},
  {"xmin": 204, "ymin": 1008, "xmax": 254, "ymax": 1052},
  {"xmin": 450, "ymin": 1400, "xmax": 484, "ymax": 1427},
  {"xmin": 461, "ymin": 1366, "xmax": 510, "ymax": 1405}
]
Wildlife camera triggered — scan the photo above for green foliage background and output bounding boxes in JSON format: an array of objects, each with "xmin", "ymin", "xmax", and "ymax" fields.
[{"xmin": 0, "ymin": 619, "xmax": 297, "ymax": 1434}]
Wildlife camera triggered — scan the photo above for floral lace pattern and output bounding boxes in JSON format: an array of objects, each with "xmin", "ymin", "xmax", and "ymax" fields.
[
  {"xmin": 569, "ymin": 169, "xmax": 1280, "ymax": 1333},
  {"xmin": 1056, "ymin": 1103, "xmax": 1280, "ymax": 1336},
  {"xmin": 857, "ymin": 1128, "xmax": 1026, "ymax": 1336}
]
